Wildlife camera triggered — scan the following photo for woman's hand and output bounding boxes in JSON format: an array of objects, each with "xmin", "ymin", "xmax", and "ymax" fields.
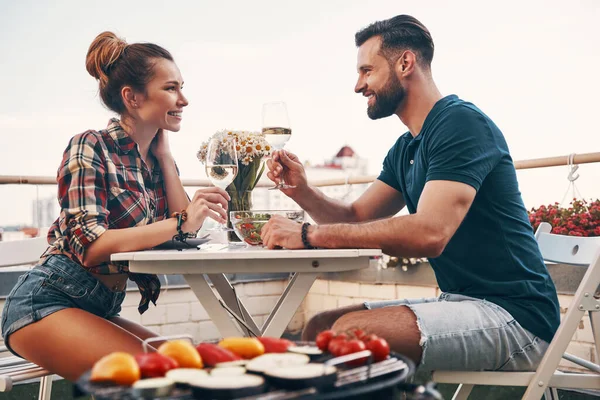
[
  {"xmin": 267, "ymin": 150, "xmax": 308, "ymax": 197},
  {"xmin": 151, "ymin": 129, "xmax": 173, "ymax": 162},
  {"xmin": 181, "ymin": 188, "xmax": 231, "ymax": 232}
]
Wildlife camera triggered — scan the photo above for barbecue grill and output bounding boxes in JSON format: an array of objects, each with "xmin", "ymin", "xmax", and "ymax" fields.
[{"xmin": 74, "ymin": 341, "xmax": 442, "ymax": 399}]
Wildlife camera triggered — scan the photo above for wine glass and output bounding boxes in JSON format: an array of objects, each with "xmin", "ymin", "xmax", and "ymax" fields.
[
  {"xmin": 262, "ymin": 101, "xmax": 295, "ymax": 190},
  {"xmin": 205, "ymin": 137, "xmax": 238, "ymax": 231}
]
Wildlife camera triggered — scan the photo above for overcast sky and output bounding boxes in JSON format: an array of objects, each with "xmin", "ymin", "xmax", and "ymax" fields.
[{"xmin": 1, "ymin": 0, "xmax": 599, "ymax": 226}]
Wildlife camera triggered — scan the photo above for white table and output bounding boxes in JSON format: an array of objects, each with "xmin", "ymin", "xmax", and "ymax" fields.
[{"xmin": 112, "ymin": 245, "xmax": 381, "ymax": 338}]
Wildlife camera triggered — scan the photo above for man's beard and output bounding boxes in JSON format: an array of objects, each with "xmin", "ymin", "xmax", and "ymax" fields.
[{"xmin": 367, "ymin": 72, "xmax": 405, "ymax": 120}]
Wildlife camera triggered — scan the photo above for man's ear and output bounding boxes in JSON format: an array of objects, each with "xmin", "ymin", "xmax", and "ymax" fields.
[
  {"xmin": 396, "ymin": 50, "xmax": 417, "ymax": 77},
  {"xmin": 121, "ymin": 86, "xmax": 140, "ymax": 110}
]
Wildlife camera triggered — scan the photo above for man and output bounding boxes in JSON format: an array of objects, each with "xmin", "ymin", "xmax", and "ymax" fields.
[{"xmin": 261, "ymin": 15, "xmax": 560, "ymax": 371}]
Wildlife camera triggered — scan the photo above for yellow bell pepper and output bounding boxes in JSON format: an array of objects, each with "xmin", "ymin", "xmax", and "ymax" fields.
[{"xmin": 218, "ymin": 337, "xmax": 265, "ymax": 359}]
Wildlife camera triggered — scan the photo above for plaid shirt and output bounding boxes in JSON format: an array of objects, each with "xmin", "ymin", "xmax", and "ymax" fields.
[{"xmin": 43, "ymin": 118, "xmax": 171, "ymax": 313}]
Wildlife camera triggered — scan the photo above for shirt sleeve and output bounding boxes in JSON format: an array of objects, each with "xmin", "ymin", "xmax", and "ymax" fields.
[
  {"xmin": 425, "ymin": 106, "xmax": 502, "ymax": 191},
  {"xmin": 377, "ymin": 140, "xmax": 403, "ymax": 193},
  {"xmin": 57, "ymin": 132, "xmax": 109, "ymax": 264}
]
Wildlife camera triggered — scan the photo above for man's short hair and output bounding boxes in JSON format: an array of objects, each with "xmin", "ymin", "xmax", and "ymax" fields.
[{"xmin": 355, "ymin": 15, "xmax": 434, "ymax": 69}]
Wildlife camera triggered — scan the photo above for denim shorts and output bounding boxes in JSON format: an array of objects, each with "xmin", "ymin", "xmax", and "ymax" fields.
[
  {"xmin": 1, "ymin": 255, "xmax": 126, "ymax": 358},
  {"xmin": 365, "ymin": 293, "xmax": 549, "ymax": 372}
]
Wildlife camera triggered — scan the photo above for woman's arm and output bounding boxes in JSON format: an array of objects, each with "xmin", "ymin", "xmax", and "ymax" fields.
[
  {"xmin": 158, "ymin": 155, "xmax": 189, "ymax": 213},
  {"xmin": 152, "ymin": 130, "xmax": 189, "ymax": 213},
  {"xmin": 83, "ymin": 187, "xmax": 230, "ymax": 267}
]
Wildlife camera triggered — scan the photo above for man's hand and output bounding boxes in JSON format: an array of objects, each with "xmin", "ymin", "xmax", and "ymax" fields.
[
  {"xmin": 267, "ymin": 150, "xmax": 308, "ymax": 197},
  {"xmin": 261, "ymin": 215, "xmax": 306, "ymax": 249}
]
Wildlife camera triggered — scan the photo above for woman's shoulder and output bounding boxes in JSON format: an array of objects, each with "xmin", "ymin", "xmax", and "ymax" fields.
[{"xmin": 63, "ymin": 127, "xmax": 114, "ymax": 154}]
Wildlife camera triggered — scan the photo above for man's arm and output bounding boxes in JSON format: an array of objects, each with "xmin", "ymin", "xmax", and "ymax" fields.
[
  {"xmin": 268, "ymin": 150, "xmax": 405, "ymax": 223},
  {"xmin": 308, "ymin": 180, "xmax": 476, "ymax": 257},
  {"xmin": 294, "ymin": 180, "xmax": 405, "ymax": 224}
]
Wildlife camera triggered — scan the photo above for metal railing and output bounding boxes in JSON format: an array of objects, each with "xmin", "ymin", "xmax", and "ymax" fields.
[{"xmin": 2, "ymin": 152, "xmax": 600, "ymax": 188}]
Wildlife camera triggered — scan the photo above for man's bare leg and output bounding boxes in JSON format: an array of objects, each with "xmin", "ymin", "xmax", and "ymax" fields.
[
  {"xmin": 306, "ymin": 305, "xmax": 422, "ymax": 365},
  {"xmin": 302, "ymin": 304, "xmax": 367, "ymax": 341}
]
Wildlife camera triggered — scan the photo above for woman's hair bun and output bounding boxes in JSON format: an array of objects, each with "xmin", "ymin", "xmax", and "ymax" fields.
[{"xmin": 85, "ymin": 31, "xmax": 128, "ymax": 84}]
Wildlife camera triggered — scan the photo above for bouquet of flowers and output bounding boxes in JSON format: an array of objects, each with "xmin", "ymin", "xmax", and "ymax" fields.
[
  {"xmin": 528, "ymin": 199, "xmax": 600, "ymax": 237},
  {"xmin": 197, "ymin": 129, "xmax": 272, "ymax": 216}
]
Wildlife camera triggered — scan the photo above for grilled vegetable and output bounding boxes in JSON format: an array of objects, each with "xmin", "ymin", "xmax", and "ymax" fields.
[
  {"xmin": 196, "ymin": 343, "xmax": 241, "ymax": 367},
  {"xmin": 246, "ymin": 353, "xmax": 310, "ymax": 374},
  {"xmin": 265, "ymin": 363, "xmax": 337, "ymax": 390},
  {"xmin": 165, "ymin": 368, "xmax": 208, "ymax": 387},
  {"xmin": 218, "ymin": 337, "xmax": 265, "ymax": 359},
  {"xmin": 157, "ymin": 340, "xmax": 203, "ymax": 369},
  {"xmin": 257, "ymin": 337, "xmax": 295, "ymax": 353},
  {"xmin": 190, "ymin": 374, "xmax": 266, "ymax": 399},
  {"xmin": 90, "ymin": 352, "xmax": 141, "ymax": 386},
  {"xmin": 210, "ymin": 366, "xmax": 247, "ymax": 377},
  {"xmin": 134, "ymin": 353, "xmax": 179, "ymax": 378},
  {"xmin": 287, "ymin": 345, "xmax": 323, "ymax": 360},
  {"xmin": 131, "ymin": 377, "xmax": 175, "ymax": 398}
]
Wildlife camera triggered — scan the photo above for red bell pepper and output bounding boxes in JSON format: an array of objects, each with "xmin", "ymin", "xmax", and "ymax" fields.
[
  {"xmin": 257, "ymin": 337, "xmax": 295, "ymax": 353},
  {"xmin": 195, "ymin": 343, "xmax": 241, "ymax": 367}
]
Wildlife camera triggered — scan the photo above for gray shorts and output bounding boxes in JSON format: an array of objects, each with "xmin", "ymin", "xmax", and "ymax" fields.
[
  {"xmin": 365, "ymin": 293, "xmax": 549, "ymax": 372},
  {"xmin": 1, "ymin": 255, "xmax": 126, "ymax": 358}
]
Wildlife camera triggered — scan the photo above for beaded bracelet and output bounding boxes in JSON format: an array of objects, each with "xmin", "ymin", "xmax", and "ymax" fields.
[
  {"xmin": 171, "ymin": 210, "xmax": 189, "ymax": 242},
  {"xmin": 301, "ymin": 222, "xmax": 317, "ymax": 250}
]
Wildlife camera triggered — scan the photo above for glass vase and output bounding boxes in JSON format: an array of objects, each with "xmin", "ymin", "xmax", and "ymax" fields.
[{"xmin": 226, "ymin": 189, "xmax": 253, "ymax": 243}]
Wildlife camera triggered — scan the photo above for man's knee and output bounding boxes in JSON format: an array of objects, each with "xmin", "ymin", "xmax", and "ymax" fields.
[
  {"xmin": 301, "ymin": 304, "xmax": 366, "ymax": 341},
  {"xmin": 302, "ymin": 310, "xmax": 334, "ymax": 341}
]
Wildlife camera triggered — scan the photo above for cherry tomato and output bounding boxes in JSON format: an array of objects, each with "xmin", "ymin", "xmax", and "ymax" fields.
[
  {"xmin": 339, "ymin": 339, "xmax": 367, "ymax": 366},
  {"xmin": 366, "ymin": 337, "xmax": 390, "ymax": 362},
  {"xmin": 327, "ymin": 333, "xmax": 349, "ymax": 356},
  {"xmin": 360, "ymin": 333, "xmax": 379, "ymax": 344},
  {"xmin": 350, "ymin": 328, "xmax": 366, "ymax": 341},
  {"xmin": 315, "ymin": 330, "xmax": 336, "ymax": 351}
]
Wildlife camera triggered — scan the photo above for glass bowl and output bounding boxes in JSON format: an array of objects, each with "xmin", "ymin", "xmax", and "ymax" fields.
[{"xmin": 229, "ymin": 210, "xmax": 305, "ymax": 246}]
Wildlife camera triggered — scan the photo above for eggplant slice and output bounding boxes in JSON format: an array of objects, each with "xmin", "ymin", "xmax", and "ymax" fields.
[
  {"xmin": 190, "ymin": 374, "xmax": 266, "ymax": 399},
  {"xmin": 165, "ymin": 368, "xmax": 208, "ymax": 388},
  {"xmin": 265, "ymin": 363, "xmax": 337, "ymax": 390},
  {"xmin": 245, "ymin": 353, "xmax": 310, "ymax": 374},
  {"xmin": 287, "ymin": 345, "xmax": 323, "ymax": 360},
  {"xmin": 131, "ymin": 377, "xmax": 175, "ymax": 398}
]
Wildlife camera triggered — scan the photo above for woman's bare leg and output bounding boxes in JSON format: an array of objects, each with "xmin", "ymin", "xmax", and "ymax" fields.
[
  {"xmin": 8, "ymin": 308, "xmax": 150, "ymax": 381},
  {"xmin": 109, "ymin": 316, "xmax": 166, "ymax": 348}
]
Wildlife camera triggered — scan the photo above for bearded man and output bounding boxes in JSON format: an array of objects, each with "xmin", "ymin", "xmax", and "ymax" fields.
[{"xmin": 261, "ymin": 14, "xmax": 559, "ymax": 372}]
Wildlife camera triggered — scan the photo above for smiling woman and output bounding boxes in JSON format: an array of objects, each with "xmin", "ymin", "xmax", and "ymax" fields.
[{"xmin": 0, "ymin": 31, "xmax": 231, "ymax": 382}]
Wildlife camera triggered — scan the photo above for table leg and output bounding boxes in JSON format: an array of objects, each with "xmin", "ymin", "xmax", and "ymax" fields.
[
  {"xmin": 182, "ymin": 274, "xmax": 242, "ymax": 338},
  {"xmin": 261, "ymin": 272, "xmax": 319, "ymax": 338},
  {"xmin": 207, "ymin": 274, "xmax": 261, "ymax": 337}
]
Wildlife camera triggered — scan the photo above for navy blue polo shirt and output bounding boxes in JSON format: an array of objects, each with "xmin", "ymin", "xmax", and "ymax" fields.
[{"xmin": 378, "ymin": 95, "xmax": 560, "ymax": 343}]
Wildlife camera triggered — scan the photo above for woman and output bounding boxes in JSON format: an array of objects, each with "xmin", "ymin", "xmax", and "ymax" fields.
[{"xmin": 1, "ymin": 32, "xmax": 228, "ymax": 381}]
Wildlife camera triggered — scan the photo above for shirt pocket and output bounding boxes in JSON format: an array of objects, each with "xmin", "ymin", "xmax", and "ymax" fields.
[{"xmin": 107, "ymin": 187, "xmax": 149, "ymax": 228}]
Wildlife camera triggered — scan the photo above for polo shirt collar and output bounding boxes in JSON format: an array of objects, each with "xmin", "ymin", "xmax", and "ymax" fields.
[{"xmin": 403, "ymin": 94, "xmax": 459, "ymax": 143}]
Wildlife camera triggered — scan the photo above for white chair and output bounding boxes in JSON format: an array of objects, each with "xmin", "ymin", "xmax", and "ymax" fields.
[
  {"xmin": 432, "ymin": 222, "xmax": 600, "ymax": 399},
  {"xmin": 0, "ymin": 236, "xmax": 56, "ymax": 399}
]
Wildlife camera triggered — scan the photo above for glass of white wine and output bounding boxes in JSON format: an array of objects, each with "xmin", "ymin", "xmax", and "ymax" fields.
[
  {"xmin": 205, "ymin": 137, "xmax": 238, "ymax": 231},
  {"xmin": 262, "ymin": 101, "xmax": 295, "ymax": 190}
]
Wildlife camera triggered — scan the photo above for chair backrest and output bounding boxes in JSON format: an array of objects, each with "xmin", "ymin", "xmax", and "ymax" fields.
[
  {"xmin": 536, "ymin": 222, "xmax": 600, "ymax": 266},
  {"xmin": 0, "ymin": 236, "xmax": 48, "ymax": 268}
]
